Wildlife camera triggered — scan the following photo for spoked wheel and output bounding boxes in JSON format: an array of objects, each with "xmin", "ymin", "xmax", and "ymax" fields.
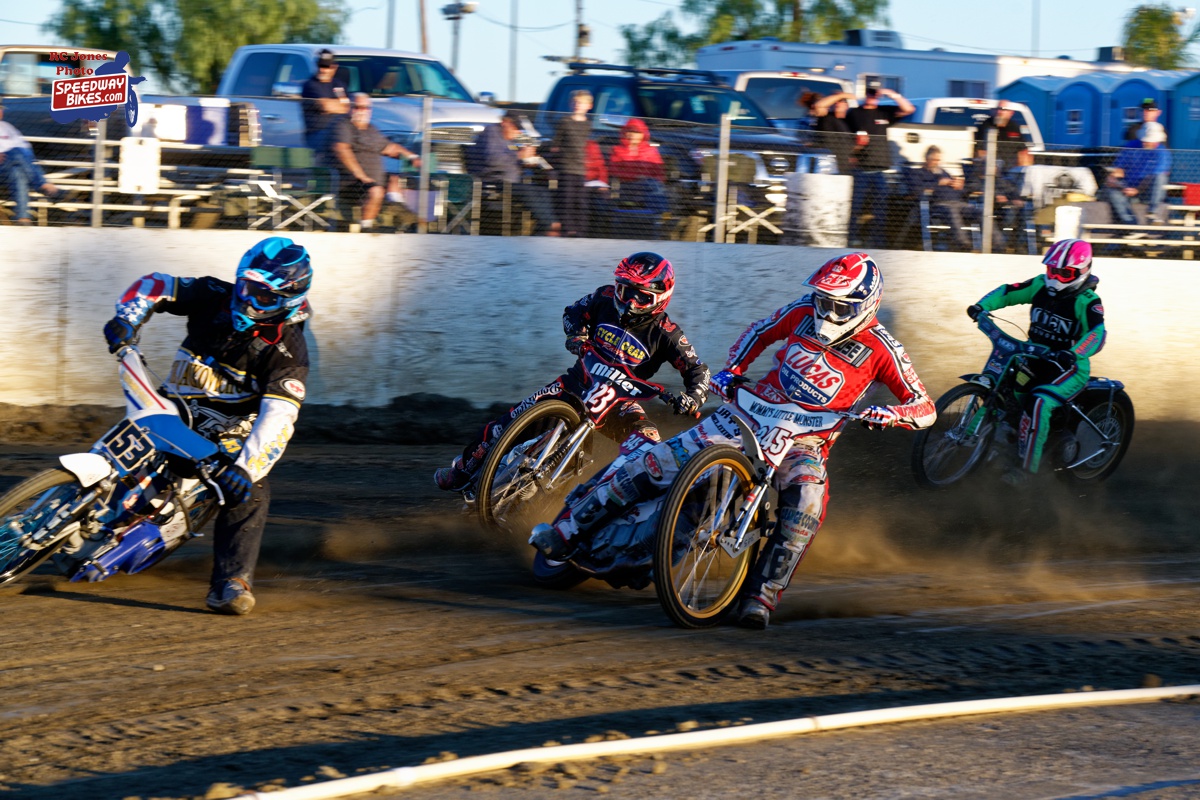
[
  {"xmin": 530, "ymin": 551, "xmax": 588, "ymax": 590},
  {"xmin": 476, "ymin": 400, "xmax": 585, "ymax": 532},
  {"xmin": 912, "ymin": 383, "xmax": 997, "ymax": 489},
  {"xmin": 653, "ymin": 446, "xmax": 759, "ymax": 628},
  {"xmin": 1059, "ymin": 390, "xmax": 1135, "ymax": 484},
  {"xmin": 0, "ymin": 469, "xmax": 85, "ymax": 585}
]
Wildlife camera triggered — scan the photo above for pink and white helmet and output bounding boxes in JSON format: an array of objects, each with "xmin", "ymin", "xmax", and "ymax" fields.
[
  {"xmin": 1042, "ymin": 238, "xmax": 1092, "ymax": 296},
  {"xmin": 803, "ymin": 252, "xmax": 883, "ymax": 346}
]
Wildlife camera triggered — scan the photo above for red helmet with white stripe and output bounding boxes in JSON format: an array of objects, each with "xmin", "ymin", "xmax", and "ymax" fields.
[
  {"xmin": 613, "ymin": 252, "xmax": 674, "ymax": 321},
  {"xmin": 1042, "ymin": 238, "xmax": 1092, "ymax": 296},
  {"xmin": 803, "ymin": 252, "xmax": 883, "ymax": 346}
]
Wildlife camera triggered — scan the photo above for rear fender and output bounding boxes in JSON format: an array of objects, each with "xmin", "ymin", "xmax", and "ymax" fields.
[
  {"xmin": 59, "ymin": 453, "xmax": 113, "ymax": 488},
  {"xmin": 959, "ymin": 373, "xmax": 992, "ymax": 387}
]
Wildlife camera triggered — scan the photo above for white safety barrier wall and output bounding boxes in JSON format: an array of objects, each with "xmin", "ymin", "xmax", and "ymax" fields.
[{"xmin": 0, "ymin": 228, "xmax": 1189, "ymax": 421}]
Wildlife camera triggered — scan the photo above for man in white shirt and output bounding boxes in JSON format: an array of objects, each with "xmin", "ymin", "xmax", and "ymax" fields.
[{"xmin": 0, "ymin": 100, "xmax": 59, "ymax": 225}]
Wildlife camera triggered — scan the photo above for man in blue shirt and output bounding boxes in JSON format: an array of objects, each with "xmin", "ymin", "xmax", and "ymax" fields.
[
  {"xmin": 470, "ymin": 110, "xmax": 557, "ymax": 234},
  {"xmin": 1105, "ymin": 113, "xmax": 1171, "ymax": 234}
]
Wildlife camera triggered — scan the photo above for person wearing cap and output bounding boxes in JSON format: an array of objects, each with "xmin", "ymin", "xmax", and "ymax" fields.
[
  {"xmin": 973, "ymin": 100, "xmax": 1028, "ymax": 166},
  {"xmin": 0, "ymin": 99, "xmax": 59, "ymax": 225},
  {"xmin": 469, "ymin": 110, "xmax": 558, "ymax": 235},
  {"xmin": 1105, "ymin": 117, "xmax": 1171, "ymax": 234},
  {"xmin": 301, "ymin": 49, "xmax": 349, "ymax": 162},
  {"xmin": 845, "ymin": 82, "xmax": 914, "ymax": 247}
]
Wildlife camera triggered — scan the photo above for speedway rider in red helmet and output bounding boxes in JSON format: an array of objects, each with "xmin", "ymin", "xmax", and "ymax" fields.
[
  {"xmin": 967, "ymin": 238, "xmax": 1106, "ymax": 483},
  {"xmin": 532, "ymin": 252, "xmax": 936, "ymax": 629},
  {"xmin": 102, "ymin": 237, "xmax": 313, "ymax": 616},
  {"xmin": 434, "ymin": 252, "xmax": 710, "ymax": 494}
]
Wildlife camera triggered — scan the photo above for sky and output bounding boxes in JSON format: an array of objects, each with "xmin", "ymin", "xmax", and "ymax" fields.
[{"xmin": 0, "ymin": 1, "xmax": 1190, "ymax": 101}]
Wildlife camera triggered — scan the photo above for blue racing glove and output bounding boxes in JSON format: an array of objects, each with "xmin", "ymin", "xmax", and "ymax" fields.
[
  {"xmin": 216, "ymin": 464, "xmax": 254, "ymax": 506},
  {"xmin": 103, "ymin": 317, "xmax": 138, "ymax": 354},
  {"xmin": 709, "ymin": 370, "xmax": 737, "ymax": 401}
]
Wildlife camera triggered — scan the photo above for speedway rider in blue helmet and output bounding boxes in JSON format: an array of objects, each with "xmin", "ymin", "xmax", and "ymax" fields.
[{"xmin": 102, "ymin": 237, "xmax": 313, "ymax": 615}]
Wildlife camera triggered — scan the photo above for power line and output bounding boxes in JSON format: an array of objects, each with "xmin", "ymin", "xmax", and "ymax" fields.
[
  {"xmin": 476, "ymin": 11, "xmax": 572, "ymax": 32},
  {"xmin": 0, "ymin": 17, "xmax": 41, "ymax": 26}
]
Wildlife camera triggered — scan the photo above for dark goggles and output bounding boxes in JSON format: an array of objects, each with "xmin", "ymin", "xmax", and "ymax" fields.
[
  {"xmin": 813, "ymin": 294, "xmax": 859, "ymax": 323},
  {"xmin": 237, "ymin": 278, "xmax": 306, "ymax": 313},
  {"xmin": 616, "ymin": 282, "xmax": 660, "ymax": 309}
]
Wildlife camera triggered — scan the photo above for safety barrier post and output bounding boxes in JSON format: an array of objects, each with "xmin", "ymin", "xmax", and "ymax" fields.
[
  {"xmin": 714, "ymin": 113, "xmax": 731, "ymax": 244},
  {"xmin": 981, "ymin": 126, "xmax": 998, "ymax": 254},
  {"xmin": 91, "ymin": 117, "xmax": 107, "ymax": 228},
  {"xmin": 418, "ymin": 95, "xmax": 433, "ymax": 234}
]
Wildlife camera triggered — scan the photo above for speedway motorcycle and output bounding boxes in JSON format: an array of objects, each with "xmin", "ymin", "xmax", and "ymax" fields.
[
  {"xmin": 0, "ymin": 346, "xmax": 230, "ymax": 585},
  {"xmin": 534, "ymin": 374, "xmax": 866, "ymax": 629},
  {"xmin": 911, "ymin": 312, "xmax": 1134, "ymax": 488},
  {"xmin": 473, "ymin": 344, "xmax": 685, "ymax": 533}
]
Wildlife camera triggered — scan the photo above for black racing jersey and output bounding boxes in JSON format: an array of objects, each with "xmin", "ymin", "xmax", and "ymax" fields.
[
  {"xmin": 978, "ymin": 274, "xmax": 1105, "ymax": 358},
  {"xmin": 563, "ymin": 286, "xmax": 710, "ymax": 401}
]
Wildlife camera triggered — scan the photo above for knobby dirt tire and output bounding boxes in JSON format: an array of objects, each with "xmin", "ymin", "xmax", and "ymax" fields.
[
  {"xmin": 0, "ymin": 469, "xmax": 85, "ymax": 585},
  {"xmin": 912, "ymin": 383, "xmax": 996, "ymax": 489},
  {"xmin": 653, "ymin": 445, "xmax": 759, "ymax": 629},
  {"xmin": 476, "ymin": 400, "xmax": 584, "ymax": 533},
  {"xmin": 1058, "ymin": 389, "xmax": 1135, "ymax": 484},
  {"xmin": 530, "ymin": 551, "xmax": 588, "ymax": 590}
]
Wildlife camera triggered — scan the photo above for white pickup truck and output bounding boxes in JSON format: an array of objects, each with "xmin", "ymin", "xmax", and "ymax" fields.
[{"xmin": 888, "ymin": 97, "xmax": 1044, "ymax": 174}]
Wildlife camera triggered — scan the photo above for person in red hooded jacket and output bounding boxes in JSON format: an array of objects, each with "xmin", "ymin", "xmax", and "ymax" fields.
[{"xmin": 608, "ymin": 118, "xmax": 669, "ymax": 219}]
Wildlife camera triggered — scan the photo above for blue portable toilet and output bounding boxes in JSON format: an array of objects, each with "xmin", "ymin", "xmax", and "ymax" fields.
[
  {"xmin": 1108, "ymin": 71, "xmax": 1189, "ymax": 145},
  {"xmin": 1169, "ymin": 71, "xmax": 1200, "ymax": 153},
  {"xmin": 998, "ymin": 76, "xmax": 1066, "ymax": 145},
  {"xmin": 1053, "ymin": 72, "xmax": 1123, "ymax": 148}
]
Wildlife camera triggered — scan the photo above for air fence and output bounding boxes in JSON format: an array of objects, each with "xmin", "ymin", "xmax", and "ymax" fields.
[{"xmin": 6, "ymin": 100, "xmax": 1200, "ymax": 259}]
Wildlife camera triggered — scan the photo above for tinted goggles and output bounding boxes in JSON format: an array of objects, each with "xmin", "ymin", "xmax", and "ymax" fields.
[
  {"xmin": 813, "ymin": 294, "xmax": 859, "ymax": 323},
  {"xmin": 237, "ymin": 280, "xmax": 300, "ymax": 313},
  {"xmin": 616, "ymin": 282, "xmax": 659, "ymax": 309},
  {"xmin": 1047, "ymin": 263, "xmax": 1082, "ymax": 283}
]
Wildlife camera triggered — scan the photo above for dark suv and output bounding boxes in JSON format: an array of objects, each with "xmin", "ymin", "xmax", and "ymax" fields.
[{"xmin": 535, "ymin": 64, "xmax": 834, "ymax": 230}]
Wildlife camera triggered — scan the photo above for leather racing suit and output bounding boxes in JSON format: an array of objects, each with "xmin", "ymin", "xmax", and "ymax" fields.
[
  {"xmin": 976, "ymin": 273, "xmax": 1105, "ymax": 472},
  {"xmin": 452, "ymin": 285, "xmax": 710, "ymax": 483},
  {"xmin": 548, "ymin": 297, "xmax": 936, "ymax": 613},
  {"xmin": 112, "ymin": 272, "xmax": 310, "ymax": 588}
]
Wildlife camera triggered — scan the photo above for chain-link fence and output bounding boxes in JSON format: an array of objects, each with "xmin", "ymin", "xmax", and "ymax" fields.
[{"xmin": 5, "ymin": 94, "xmax": 1200, "ymax": 258}]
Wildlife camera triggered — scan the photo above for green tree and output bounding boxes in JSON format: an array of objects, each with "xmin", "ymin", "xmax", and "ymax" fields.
[
  {"xmin": 1121, "ymin": 3, "xmax": 1200, "ymax": 69},
  {"xmin": 621, "ymin": 0, "xmax": 888, "ymax": 69},
  {"xmin": 46, "ymin": 0, "xmax": 348, "ymax": 94}
]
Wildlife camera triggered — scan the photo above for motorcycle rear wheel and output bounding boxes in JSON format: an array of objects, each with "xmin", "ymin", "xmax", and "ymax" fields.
[
  {"xmin": 0, "ymin": 469, "xmax": 85, "ymax": 585},
  {"xmin": 653, "ymin": 446, "xmax": 758, "ymax": 628},
  {"xmin": 476, "ymin": 399, "xmax": 585, "ymax": 532},
  {"xmin": 912, "ymin": 383, "xmax": 997, "ymax": 489},
  {"xmin": 1058, "ymin": 390, "xmax": 1134, "ymax": 484}
]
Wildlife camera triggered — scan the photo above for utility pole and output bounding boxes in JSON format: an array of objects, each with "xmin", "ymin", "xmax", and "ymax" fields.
[
  {"xmin": 419, "ymin": 0, "xmax": 429, "ymax": 53},
  {"xmin": 442, "ymin": 2, "xmax": 478, "ymax": 73},
  {"xmin": 387, "ymin": 0, "xmax": 396, "ymax": 49},
  {"xmin": 509, "ymin": 0, "xmax": 518, "ymax": 101},
  {"xmin": 574, "ymin": 0, "xmax": 583, "ymax": 61}
]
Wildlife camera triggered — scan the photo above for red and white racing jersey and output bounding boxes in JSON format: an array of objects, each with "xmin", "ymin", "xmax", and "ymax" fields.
[{"xmin": 726, "ymin": 297, "xmax": 936, "ymax": 444}]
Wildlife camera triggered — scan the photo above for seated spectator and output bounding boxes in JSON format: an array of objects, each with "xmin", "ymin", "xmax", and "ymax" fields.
[
  {"xmin": 0, "ymin": 99, "xmax": 59, "ymax": 225},
  {"xmin": 963, "ymin": 145, "xmax": 1017, "ymax": 250},
  {"xmin": 583, "ymin": 139, "xmax": 610, "ymax": 236},
  {"xmin": 998, "ymin": 147, "xmax": 1036, "ymax": 251},
  {"xmin": 470, "ymin": 110, "xmax": 558, "ymax": 235},
  {"xmin": 332, "ymin": 93, "xmax": 420, "ymax": 231},
  {"xmin": 608, "ymin": 118, "xmax": 668, "ymax": 218},
  {"xmin": 1105, "ymin": 121, "xmax": 1171, "ymax": 236},
  {"xmin": 905, "ymin": 145, "xmax": 972, "ymax": 251}
]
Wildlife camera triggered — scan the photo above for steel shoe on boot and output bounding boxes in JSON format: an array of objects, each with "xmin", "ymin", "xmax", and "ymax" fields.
[
  {"xmin": 529, "ymin": 523, "xmax": 573, "ymax": 560},
  {"xmin": 736, "ymin": 597, "xmax": 771, "ymax": 630},
  {"xmin": 433, "ymin": 458, "xmax": 472, "ymax": 492},
  {"xmin": 206, "ymin": 577, "xmax": 256, "ymax": 616}
]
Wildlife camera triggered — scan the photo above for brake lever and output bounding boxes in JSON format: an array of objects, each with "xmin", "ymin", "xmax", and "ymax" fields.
[{"xmin": 197, "ymin": 461, "xmax": 227, "ymax": 507}]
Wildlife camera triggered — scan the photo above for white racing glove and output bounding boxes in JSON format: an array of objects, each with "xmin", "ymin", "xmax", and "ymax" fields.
[{"xmin": 860, "ymin": 405, "xmax": 899, "ymax": 431}]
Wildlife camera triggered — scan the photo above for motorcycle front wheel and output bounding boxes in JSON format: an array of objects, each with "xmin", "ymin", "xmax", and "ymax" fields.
[
  {"xmin": 476, "ymin": 399, "xmax": 585, "ymax": 532},
  {"xmin": 0, "ymin": 469, "xmax": 85, "ymax": 585},
  {"xmin": 653, "ymin": 446, "xmax": 759, "ymax": 628},
  {"xmin": 530, "ymin": 551, "xmax": 588, "ymax": 590},
  {"xmin": 1059, "ymin": 390, "xmax": 1135, "ymax": 484},
  {"xmin": 911, "ymin": 383, "xmax": 997, "ymax": 489}
]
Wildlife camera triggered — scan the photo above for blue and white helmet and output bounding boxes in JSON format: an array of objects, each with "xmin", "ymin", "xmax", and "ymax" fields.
[{"xmin": 232, "ymin": 237, "xmax": 313, "ymax": 332}]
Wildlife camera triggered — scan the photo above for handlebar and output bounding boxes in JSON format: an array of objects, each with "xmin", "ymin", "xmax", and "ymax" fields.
[{"xmin": 975, "ymin": 311, "xmax": 1050, "ymax": 358}]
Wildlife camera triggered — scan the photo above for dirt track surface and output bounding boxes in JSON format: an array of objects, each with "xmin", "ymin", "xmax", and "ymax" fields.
[{"xmin": 0, "ymin": 414, "xmax": 1198, "ymax": 800}]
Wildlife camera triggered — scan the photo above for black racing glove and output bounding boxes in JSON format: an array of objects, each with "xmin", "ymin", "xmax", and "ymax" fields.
[
  {"xmin": 103, "ymin": 317, "xmax": 138, "ymax": 354},
  {"xmin": 1048, "ymin": 350, "xmax": 1076, "ymax": 372},
  {"xmin": 565, "ymin": 335, "xmax": 588, "ymax": 357},
  {"xmin": 966, "ymin": 304, "xmax": 983, "ymax": 321},
  {"xmin": 670, "ymin": 393, "xmax": 702, "ymax": 417},
  {"xmin": 216, "ymin": 464, "xmax": 254, "ymax": 506}
]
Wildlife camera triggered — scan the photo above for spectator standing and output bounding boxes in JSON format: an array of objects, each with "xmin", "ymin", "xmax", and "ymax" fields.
[
  {"xmin": 332, "ymin": 93, "xmax": 420, "ymax": 231},
  {"xmin": 1105, "ymin": 121, "xmax": 1171, "ymax": 235},
  {"xmin": 905, "ymin": 145, "xmax": 972, "ymax": 251},
  {"xmin": 845, "ymin": 84, "xmax": 913, "ymax": 247},
  {"xmin": 301, "ymin": 50, "xmax": 349, "ymax": 163},
  {"xmin": 548, "ymin": 90, "xmax": 593, "ymax": 237},
  {"xmin": 973, "ymin": 100, "xmax": 1027, "ymax": 166},
  {"xmin": 810, "ymin": 91, "xmax": 855, "ymax": 174},
  {"xmin": 608, "ymin": 118, "xmax": 669, "ymax": 220},
  {"xmin": 471, "ymin": 110, "xmax": 558, "ymax": 235},
  {"xmin": 0, "ymin": 99, "xmax": 59, "ymax": 225}
]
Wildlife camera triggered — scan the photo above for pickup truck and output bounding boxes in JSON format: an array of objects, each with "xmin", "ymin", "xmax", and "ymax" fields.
[
  {"xmin": 720, "ymin": 70, "xmax": 855, "ymax": 132},
  {"xmin": 198, "ymin": 44, "xmax": 501, "ymax": 172}
]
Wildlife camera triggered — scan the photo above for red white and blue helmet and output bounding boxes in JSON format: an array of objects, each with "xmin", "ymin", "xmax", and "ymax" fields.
[
  {"xmin": 232, "ymin": 237, "xmax": 313, "ymax": 332},
  {"xmin": 803, "ymin": 252, "xmax": 883, "ymax": 346},
  {"xmin": 1042, "ymin": 238, "xmax": 1092, "ymax": 296},
  {"xmin": 613, "ymin": 252, "xmax": 674, "ymax": 320}
]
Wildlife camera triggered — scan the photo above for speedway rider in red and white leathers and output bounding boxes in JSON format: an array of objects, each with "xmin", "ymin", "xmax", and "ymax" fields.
[{"xmin": 531, "ymin": 253, "xmax": 936, "ymax": 629}]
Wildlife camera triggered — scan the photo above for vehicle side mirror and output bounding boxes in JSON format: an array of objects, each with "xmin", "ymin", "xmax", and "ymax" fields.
[
  {"xmin": 271, "ymin": 81, "xmax": 302, "ymax": 98},
  {"xmin": 477, "ymin": 91, "xmax": 496, "ymax": 104}
]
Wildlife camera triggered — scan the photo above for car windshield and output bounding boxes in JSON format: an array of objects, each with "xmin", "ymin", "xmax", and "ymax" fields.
[
  {"xmin": 334, "ymin": 55, "xmax": 473, "ymax": 102},
  {"xmin": 635, "ymin": 85, "xmax": 769, "ymax": 127},
  {"xmin": 741, "ymin": 77, "xmax": 846, "ymax": 119},
  {"xmin": 932, "ymin": 105, "xmax": 1033, "ymax": 140}
]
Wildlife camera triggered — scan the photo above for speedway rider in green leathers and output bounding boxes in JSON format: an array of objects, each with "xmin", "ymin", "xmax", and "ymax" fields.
[{"xmin": 967, "ymin": 238, "xmax": 1106, "ymax": 480}]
